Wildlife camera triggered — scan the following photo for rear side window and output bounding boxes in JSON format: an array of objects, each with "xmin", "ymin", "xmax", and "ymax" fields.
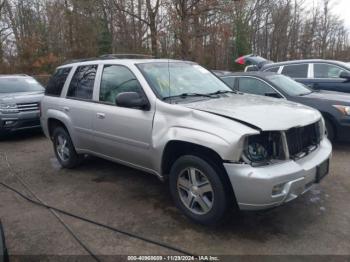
[
  {"xmin": 67, "ymin": 65, "xmax": 97, "ymax": 100},
  {"xmin": 45, "ymin": 67, "xmax": 72, "ymax": 96},
  {"xmin": 264, "ymin": 67, "xmax": 279, "ymax": 73},
  {"xmin": 281, "ymin": 64, "xmax": 308, "ymax": 78}
]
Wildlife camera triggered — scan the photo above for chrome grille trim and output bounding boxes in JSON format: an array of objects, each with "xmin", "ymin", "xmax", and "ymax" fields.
[{"xmin": 17, "ymin": 103, "xmax": 40, "ymax": 112}]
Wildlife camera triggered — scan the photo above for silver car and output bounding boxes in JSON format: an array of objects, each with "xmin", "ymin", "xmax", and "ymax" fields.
[
  {"xmin": 41, "ymin": 58, "xmax": 332, "ymax": 225},
  {"xmin": 0, "ymin": 75, "xmax": 44, "ymax": 136}
]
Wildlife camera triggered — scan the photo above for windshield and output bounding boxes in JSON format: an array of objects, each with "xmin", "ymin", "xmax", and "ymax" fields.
[
  {"xmin": 0, "ymin": 77, "xmax": 44, "ymax": 93},
  {"xmin": 266, "ymin": 74, "xmax": 312, "ymax": 96},
  {"xmin": 137, "ymin": 62, "xmax": 231, "ymax": 99}
]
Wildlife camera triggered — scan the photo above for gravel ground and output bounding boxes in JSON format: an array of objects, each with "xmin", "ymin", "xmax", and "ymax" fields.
[{"xmin": 0, "ymin": 131, "xmax": 349, "ymax": 261}]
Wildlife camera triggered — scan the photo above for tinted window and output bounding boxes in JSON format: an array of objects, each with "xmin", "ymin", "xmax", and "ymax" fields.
[
  {"xmin": 314, "ymin": 63, "xmax": 346, "ymax": 78},
  {"xmin": 264, "ymin": 67, "xmax": 279, "ymax": 73},
  {"xmin": 239, "ymin": 77, "xmax": 278, "ymax": 96},
  {"xmin": 67, "ymin": 65, "xmax": 97, "ymax": 100},
  {"xmin": 46, "ymin": 67, "xmax": 72, "ymax": 96},
  {"xmin": 0, "ymin": 77, "xmax": 44, "ymax": 93},
  {"xmin": 281, "ymin": 64, "xmax": 308, "ymax": 78},
  {"xmin": 99, "ymin": 65, "xmax": 143, "ymax": 104},
  {"xmin": 221, "ymin": 76, "xmax": 237, "ymax": 90}
]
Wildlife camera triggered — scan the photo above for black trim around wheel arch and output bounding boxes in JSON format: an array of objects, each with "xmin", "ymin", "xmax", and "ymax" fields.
[{"xmin": 0, "ymin": 220, "xmax": 9, "ymax": 262}]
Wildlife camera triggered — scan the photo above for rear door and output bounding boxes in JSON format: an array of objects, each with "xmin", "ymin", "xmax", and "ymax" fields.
[
  {"xmin": 63, "ymin": 64, "xmax": 98, "ymax": 151},
  {"xmin": 91, "ymin": 64, "xmax": 155, "ymax": 170},
  {"xmin": 310, "ymin": 63, "xmax": 350, "ymax": 93}
]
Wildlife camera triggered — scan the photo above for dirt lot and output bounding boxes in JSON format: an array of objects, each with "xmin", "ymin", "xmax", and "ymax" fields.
[{"xmin": 0, "ymin": 131, "xmax": 349, "ymax": 260}]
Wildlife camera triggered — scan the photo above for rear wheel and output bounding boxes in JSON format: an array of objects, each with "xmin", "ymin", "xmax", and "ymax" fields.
[
  {"xmin": 52, "ymin": 127, "xmax": 82, "ymax": 168},
  {"xmin": 169, "ymin": 155, "xmax": 231, "ymax": 226},
  {"xmin": 325, "ymin": 119, "xmax": 335, "ymax": 142}
]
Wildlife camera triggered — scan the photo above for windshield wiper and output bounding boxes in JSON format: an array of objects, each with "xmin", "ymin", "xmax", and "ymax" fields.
[
  {"xmin": 207, "ymin": 90, "xmax": 237, "ymax": 95},
  {"xmin": 163, "ymin": 93, "xmax": 215, "ymax": 100}
]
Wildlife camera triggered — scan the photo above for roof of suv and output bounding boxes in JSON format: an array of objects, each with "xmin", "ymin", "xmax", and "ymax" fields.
[
  {"xmin": 0, "ymin": 74, "xmax": 30, "ymax": 78},
  {"xmin": 263, "ymin": 59, "xmax": 346, "ymax": 68},
  {"xmin": 59, "ymin": 58, "xmax": 186, "ymax": 68}
]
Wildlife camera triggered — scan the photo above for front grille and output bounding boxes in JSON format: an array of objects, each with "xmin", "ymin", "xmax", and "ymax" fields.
[
  {"xmin": 17, "ymin": 102, "xmax": 39, "ymax": 112},
  {"xmin": 286, "ymin": 121, "xmax": 321, "ymax": 159}
]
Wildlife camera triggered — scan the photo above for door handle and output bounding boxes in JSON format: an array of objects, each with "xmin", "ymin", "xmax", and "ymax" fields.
[
  {"xmin": 96, "ymin": 113, "xmax": 106, "ymax": 119},
  {"xmin": 63, "ymin": 107, "xmax": 70, "ymax": 112}
]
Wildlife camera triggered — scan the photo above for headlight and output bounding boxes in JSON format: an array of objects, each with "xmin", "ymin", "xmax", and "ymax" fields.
[
  {"xmin": 0, "ymin": 103, "xmax": 19, "ymax": 113},
  {"xmin": 242, "ymin": 132, "xmax": 285, "ymax": 165},
  {"xmin": 333, "ymin": 105, "xmax": 350, "ymax": 116}
]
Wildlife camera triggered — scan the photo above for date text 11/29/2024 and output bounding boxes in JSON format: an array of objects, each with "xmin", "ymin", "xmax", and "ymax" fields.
[{"xmin": 127, "ymin": 255, "xmax": 220, "ymax": 261}]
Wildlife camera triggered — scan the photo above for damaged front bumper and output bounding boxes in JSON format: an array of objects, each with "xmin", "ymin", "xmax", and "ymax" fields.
[{"xmin": 224, "ymin": 138, "xmax": 332, "ymax": 210}]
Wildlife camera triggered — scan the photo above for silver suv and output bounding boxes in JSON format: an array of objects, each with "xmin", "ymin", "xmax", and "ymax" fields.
[
  {"xmin": 0, "ymin": 75, "xmax": 44, "ymax": 136},
  {"xmin": 41, "ymin": 57, "xmax": 332, "ymax": 225}
]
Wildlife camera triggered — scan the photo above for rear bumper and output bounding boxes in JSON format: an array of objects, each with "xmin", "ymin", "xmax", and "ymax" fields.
[
  {"xmin": 0, "ymin": 111, "xmax": 41, "ymax": 133},
  {"xmin": 224, "ymin": 138, "xmax": 332, "ymax": 210}
]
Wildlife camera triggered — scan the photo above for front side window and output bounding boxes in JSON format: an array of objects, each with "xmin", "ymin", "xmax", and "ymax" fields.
[
  {"xmin": 238, "ymin": 77, "xmax": 278, "ymax": 96},
  {"xmin": 99, "ymin": 65, "xmax": 143, "ymax": 104},
  {"xmin": 137, "ymin": 62, "xmax": 231, "ymax": 99},
  {"xmin": 0, "ymin": 77, "xmax": 44, "ymax": 93},
  {"xmin": 281, "ymin": 64, "xmax": 308, "ymax": 78},
  {"xmin": 221, "ymin": 76, "xmax": 237, "ymax": 90},
  {"xmin": 266, "ymin": 75, "xmax": 311, "ymax": 96},
  {"xmin": 46, "ymin": 67, "xmax": 72, "ymax": 96},
  {"xmin": 314, "ymin": 63, "xmax": 347, "ymax": 78},
  {"xmin": 67, "ymin": 65, "xmax": 97, "ymax": 100}
]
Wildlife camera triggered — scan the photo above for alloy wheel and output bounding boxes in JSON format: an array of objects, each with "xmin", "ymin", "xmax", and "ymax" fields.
[{"xmin": 177, "ymin": 167, "xmax": 214, "ymax": 215}]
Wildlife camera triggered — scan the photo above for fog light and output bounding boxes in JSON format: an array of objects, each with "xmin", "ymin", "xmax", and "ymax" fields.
[
  {"xmin": 272, "ymin": 183, "xmax": 285, "ymax": 196},
  {"xmin": 5, "ymin": 120, "xmax": 15, "ymax": 126}
]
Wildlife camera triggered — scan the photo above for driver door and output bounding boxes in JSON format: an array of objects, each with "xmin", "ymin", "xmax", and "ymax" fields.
[
  {"xmin": 91, "ymin": 64, "xmax": 155, "ymax": 170},
  {"xmin": 237, "ymin": 77, "xmax": 283, "ymax": 98}
]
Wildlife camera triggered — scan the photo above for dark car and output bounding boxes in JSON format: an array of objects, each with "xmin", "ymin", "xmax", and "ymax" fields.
[
  {"xmin": 218, "ymin": 71, "xmax": 350, "ymax": 142},
  {"xmin": 235, "ymin": 54, "xmax": 350, "ymax": 93},
  {"xmin": 0, "ymin": 75, "xmax": 44, "ymax": 137}
]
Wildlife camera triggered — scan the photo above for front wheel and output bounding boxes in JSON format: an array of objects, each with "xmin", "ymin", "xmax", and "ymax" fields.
[
  {"xmin": 169, "ymin": 155, "xmax": 231, "ymax": 226},
  {"xmin": 52, "ymin": 127, "xmax": 82, "ymax": 169}
]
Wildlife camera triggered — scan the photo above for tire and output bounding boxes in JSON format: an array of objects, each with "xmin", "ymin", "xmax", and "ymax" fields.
[
  {"xmin": 169, "ymin": 155, "xmax": 231, "ymax": 226},
  {"xmin": 52, "ymin": 126, "xmax": 82, "ymax": 169},
  {"xmin": 325, "ymin": 119, "xmax": 335, "ymax": 142}
]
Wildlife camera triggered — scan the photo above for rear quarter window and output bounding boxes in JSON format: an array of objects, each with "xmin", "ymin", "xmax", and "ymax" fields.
[{"xmin": 46, "ymin": 67, "xmax": 72, "ymax": 96}]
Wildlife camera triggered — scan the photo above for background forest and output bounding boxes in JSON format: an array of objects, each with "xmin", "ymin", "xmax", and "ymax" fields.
[{"xmin": 0, "ymin": 0, "xmax": 349, "ymax": 76}]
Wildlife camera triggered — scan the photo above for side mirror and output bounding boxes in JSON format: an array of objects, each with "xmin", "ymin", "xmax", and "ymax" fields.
[
  {"xmin": 340, "ymin": 71, "xmax": 350, "ymax": 81},
  {"xmin": 115, "ymin": 92, "xmax": 149, "ymax": 110}
]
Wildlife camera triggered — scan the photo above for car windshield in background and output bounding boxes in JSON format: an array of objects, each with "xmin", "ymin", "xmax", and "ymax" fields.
[
  {"xmin": 137, "ymin": 62, "xmax": 232, "ymax": 99},
  {"xmin": 266, "ymin": 74, "xmax": 312, "ymax": 96},
  {"xmin": 0, "ymin": 77, "xmax": 44, "ymax": 93}
]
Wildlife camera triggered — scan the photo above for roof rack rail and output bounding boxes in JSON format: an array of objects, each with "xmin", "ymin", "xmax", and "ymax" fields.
[
  {"xmin": 62, "ymin": 54, "xmax": 154, "ymax": 65},
  {"xmin": 99, "ymin": 54, "xmax": 154, "ymax": 59}
]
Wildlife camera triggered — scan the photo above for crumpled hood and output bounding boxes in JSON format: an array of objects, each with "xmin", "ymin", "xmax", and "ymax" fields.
[{"xmin": 184, "ymin": 94, "xmax": 321, "ymax": 131}]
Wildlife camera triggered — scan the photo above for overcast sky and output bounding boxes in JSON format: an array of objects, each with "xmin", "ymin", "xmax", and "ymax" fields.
[{"xmin": 306, "ymin": 0, "xmax": 350, "ymax": 29}]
